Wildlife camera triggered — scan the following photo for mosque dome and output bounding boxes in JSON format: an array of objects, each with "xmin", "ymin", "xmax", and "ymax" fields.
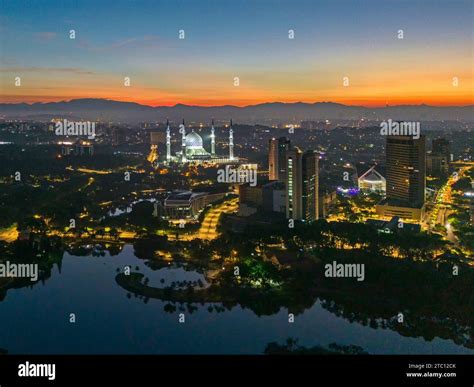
[{"xmin": 185, "ymin": 130, "xmax": 203, "ymax": 149}]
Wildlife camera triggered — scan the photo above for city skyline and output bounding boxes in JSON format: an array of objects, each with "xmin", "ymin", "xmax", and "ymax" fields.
[
  {"xmin": 1, "ymin": 0, "xmax": 472, "ymax": 107},
  {"xmin": 0, "ymin": 1, "xmax": 473, "ymax": 380}
]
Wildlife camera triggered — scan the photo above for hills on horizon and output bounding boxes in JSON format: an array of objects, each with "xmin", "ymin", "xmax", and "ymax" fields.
[{"xmin": 0, "ymin": 98, "xmax": 472, "ymax": 124}]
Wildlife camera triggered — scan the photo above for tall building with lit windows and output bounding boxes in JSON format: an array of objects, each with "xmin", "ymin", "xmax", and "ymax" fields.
[
  {"xmin": 268, "ymin": 137, "xmax": 291, "ymax": 181},
  {"xmin": 302, "ymin": 150, "xmax": 319, "ymax": 222},
  {"xmin": 376, "ymin": 135, "xmax": 426, "ymax": 220},
  {"xmin": 286, "ymin": 148, "xmax": 319, "ymax": 221},
  {"xmin": 286, "ymin": 148, "xmax": 301, "ymax": 220},
  {"xmin": 385, "ymin": 135, "xmax": 425, "ymax": 206},
  {"xmin": 268, "ymin": 138, "xmax": 279, "ymax": 180}
]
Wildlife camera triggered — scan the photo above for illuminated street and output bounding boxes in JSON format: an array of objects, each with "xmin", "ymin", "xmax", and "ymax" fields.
[
  {"xmin": 198, "ymin": 198, "xmax": 238, "ymax": 240},
  {"xmin": 430, "ymin": 167, "xmax": 470, "ymax": 230},
  {"xmin": 0, "ymin": 225, "xmax": 19, "ymax": 243}
]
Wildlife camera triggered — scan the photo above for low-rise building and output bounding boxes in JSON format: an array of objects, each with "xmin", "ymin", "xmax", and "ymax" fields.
[
  {"xmin": 162, "ymin": 190, "xmax": 225, "ymax": 220},
  {"xmin": 358, "ymin": 166, "xmax": 386, "ymax": 193},
  {"xmin": 375, "ymin": 199, "xmax": 425, "ymax": 221},
  {"xmin": 367, "ymin": 216, "xmax": 421, "ymax": 234}
]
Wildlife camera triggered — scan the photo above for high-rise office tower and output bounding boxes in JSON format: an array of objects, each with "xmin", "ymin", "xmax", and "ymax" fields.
[
  {"xmin": 302, "ymin": 150, "xmax": 319, "ymax": 222},
  {"xmin": 278, "ymin": 137, "xmax": 291, "ymax": 182},
  {"xmin": 268, "ymin": 138, "xmax": 279, "ymax": 181},
  {"xmin": 268, "ymin": 137, "xmax": 291, "ymax": 181},
  {"xmin": 385, "ymin": 135, "xmax": 426, "ymax": 207},
  {"xmin": 286, "ymin": 148, "xmax": 319, "ymax": 221},
  {"xmin": 286, "ymin": 148, "xmax": 302, "ymax": 220}
]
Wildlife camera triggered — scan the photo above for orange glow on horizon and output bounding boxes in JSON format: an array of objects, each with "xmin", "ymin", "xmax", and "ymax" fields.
[
  {"xmin": 1, "ymin": 94, "xmax": 472, "ymax": 108},
  {"xmin": 1, "ymin": 64, "xmax": 472, "ymax": 107}
]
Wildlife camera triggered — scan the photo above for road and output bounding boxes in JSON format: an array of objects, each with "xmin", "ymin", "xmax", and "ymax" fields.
[
  {"xmin": 197, "ymin": 198, "xmax": 238, "ymax": 240},
  {"xmin": 429, "ymin": 167, "xmax": 467, "ymax": 228},
  {"xmin": 427, "ymin": 166, "xmax": 472, "ymax": 252},
  {"xmin": 0, "ymin": 225, "xmax": 19, "ymax": 242},
  {"xmin": 1, "ymin": 198, "xmax": 239, "ymax": 244},
  {"xmin": 445, "ymin": 222, "xmax": 457, "ymax": 244}
]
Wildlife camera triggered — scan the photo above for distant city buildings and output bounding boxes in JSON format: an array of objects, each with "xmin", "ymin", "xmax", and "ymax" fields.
[
  {"xmin": 111, "ymin": 127, "xmax": 126, "ymax": 146},
  {"xmin": 432, "ymin": 138, "xmax": 451, "ymax": 159},
  {"xmin": 300, "ymin": 120, "xmax": 332, "ymax": 130},
  {"xmin": 427, "ymin": 138, "xmax": 451, "ymax": 177},
  {"xmin": 60, "ymin": 140, "xmax": 94, "ymax": 156},
  {"xmin": 376, "ymin": 135, "xmax": 426, "ymax": 220},
  {"xmin": 150, "ymin": 131, "xmax": 166, "ymax": 145}
]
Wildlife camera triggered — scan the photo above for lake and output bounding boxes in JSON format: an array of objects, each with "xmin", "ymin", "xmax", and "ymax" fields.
[{"xmin": 0, "ymin": 245, "xmax": 472, "ymax": 354}]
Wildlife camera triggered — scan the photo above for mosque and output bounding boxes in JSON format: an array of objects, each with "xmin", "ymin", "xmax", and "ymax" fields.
[{"xmin": 164, "ymin": 119, "xmax": 240, "ymax": 165}]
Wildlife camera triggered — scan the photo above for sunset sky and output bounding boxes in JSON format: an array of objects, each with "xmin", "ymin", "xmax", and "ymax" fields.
[{"xmin": 0, "ymin": 0, "xmax": 472, "ymax": 107}]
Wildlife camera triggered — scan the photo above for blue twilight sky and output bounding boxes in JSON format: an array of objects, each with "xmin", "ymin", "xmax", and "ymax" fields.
[{"xmin": 0, "ymin": 0, "xmax": 472, "ymax": 106}]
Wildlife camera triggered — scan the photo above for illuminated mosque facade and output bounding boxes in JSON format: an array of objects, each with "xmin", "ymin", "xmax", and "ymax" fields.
[{"xmin": 165, "ymin": 119, "xmax": 239, "ymax": 164}]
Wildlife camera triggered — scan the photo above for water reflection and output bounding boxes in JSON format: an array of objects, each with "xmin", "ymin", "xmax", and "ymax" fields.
[{"xmin": 0, "ymin": 239, "xmax": 472, "ymax": 354}]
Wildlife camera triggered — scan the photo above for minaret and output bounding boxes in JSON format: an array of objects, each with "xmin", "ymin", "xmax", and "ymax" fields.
[
  {"xmin": 210, "ymin": 119, "xmax": 216, "ymax": 156},
  {"xmin": 181, "ymin": 119, "xmax": 187, "ymax": 162},
  {"xmin": 229, "ymin": 119, "xmax": 234, "ymax": 160},
  {"xmin": 166, "ymin": 119, "xmax": 171, "ymax": 162}
]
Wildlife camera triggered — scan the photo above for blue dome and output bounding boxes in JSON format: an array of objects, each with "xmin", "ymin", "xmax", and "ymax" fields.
[{"xmin": 185, "ymin": 131, "xmax": 203, "ymax": 149}]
